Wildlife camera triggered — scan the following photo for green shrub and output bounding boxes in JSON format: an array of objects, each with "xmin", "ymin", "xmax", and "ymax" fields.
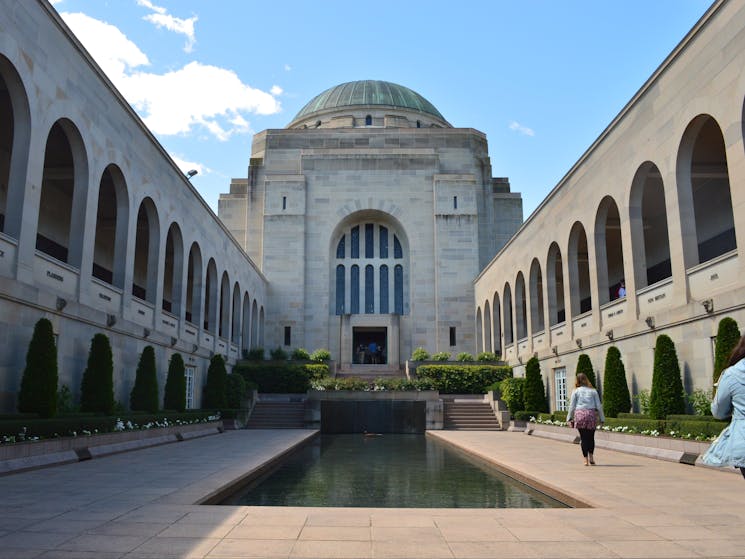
[
  {"xmin": 163, "ymin": 353, "xmax": 186, "ymax": 412},
  {"xmin": 313, "ymin": 376, "xmax": 370, "ymax": 391},
  {"xmin": 633, "ymin": 388, "xmax": 651, "ymax": 415},
  {"xmin": 665, "ymin": 414, "xmax": 727, "ymax": 423},
  {"xmin": 602, "ymin": 346, "xmax": 631, "ymax": 418},
  {"xmin": 603, "ymin": 417, "xmax": 666, "ymax": 432},
  {"xmin": 477, "ymin": 351, "xmax": 498, "ymax": 362},
  {"xmin": 618, "ymin": 412, "xmax": 650, "ymax": 419},
  {"xmin": 270, "ymin": 347, "xmax": 288, "ymax": 360},
  {"xmin": 552, "ymin": 410, "xmax": 568, "ymax": 422},
  {"xmin": 80, "ymin": 333, "xmax": 115, "ymax": 415},
  {"xmin": 713, "ymin": 317, "xmax": 740, "ymax": 386},
  {"xmin": 310, "ymin": 348, "xmax": 331, "ymax": 362},
  {"xmin": 234, "ymin": 362, "xmax": 329, "ymax": 393},
  {"xmin": 204, "ymin": 354, "xmax": 228, "ymax": 408},
  {"xmin": 499, "ymin": 377, "xmax": 526, "ymax": 415},
  {"xmin": 687, "ymin": 388, "xmax": 713, "ymax": 416},
  {"xmin": 130, "ymin": 346, "xmax": 159, "ymax": 413},
  {"xmin": 415, "ymin": 364, "xmax": 511, "ymax": 394},
  {"xmin": 523, "ymin": 357, "xmax": 548, "ymax": 412},
  {"xmin": 18, "ymin": 318, "xmax": 58, "ymax": 418},
  {"xmin": 244, "ymin": 348, "xmax": 265, "ymax": 361},
  {"xmin": 291, "ymin": 348, "xmax": 310, "ymax": 360},
  {"xmin": 225, "ymin": 373, "xmax": 248, "ymax": 409},
  {"xmin": 456, "ymin": 352, "xmax": 474, "ymax": 362},
  {"xmin": 575, "ymin": 353, "xmax": 597, "ymax": 391},
  {"xmin": 649, "ymin": 335, "xmax": 686, "ymax": 419},
  {"xmin": 411, "ymin": 347, "xmax": 430, "ymax": 361},
  {"xmin": 56, "ymin": 385, "xmax": 78, "ymax": 414},
  {"xmin": 665, "ymin": 419, "xmax": 728, "ymax": 439},
  {"xmin": 431, "ymin": 352, "xmax": 451, "ymax": 361},
  {"xmin": 514, "ymin": 410, "xmax": 542, "ymax": 421}
]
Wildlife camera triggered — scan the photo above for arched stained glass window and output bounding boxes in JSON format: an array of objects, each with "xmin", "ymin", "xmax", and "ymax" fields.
[
  {"xmin": 379, "ymin": 226, "xmax": 388, "ymax": 258},
  {"xmin": 336, "ymin": 235, "xmax": 345, "ymax": 259},
  {"xmin": 351, "ymin": 226, "xmax": 359, "ymax": 259},
  {"xmin": 336, "ymin": 265, "xmax": 345, "ymax": 315},
  {"xmin": 365, "ymin": 224, "xmax": 374, "ymax": 258},
  {"xmin": 365, "ymin": 265, "xmax": 374, "ymax": 313},
  {"xmin": 350, "ymin": 265, "xmax": 359, "ymax": 314},
  {"xmin": 380, "ymin": 265, "xmax": 389, "ymax": 314},
  {"xmin": 394, "ymin": 235, "xmax": 403, "ymax": 259},
  {"xmin": 394, "ymin": 265, "xmax": 403, "ymax": 314}
]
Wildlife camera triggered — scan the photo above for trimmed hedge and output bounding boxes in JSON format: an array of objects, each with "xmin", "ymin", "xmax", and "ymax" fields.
[
  {"xmin": 603, "ymin": 417, "xmax": 666, "ymax": 431},
  {"xmin": 498, "ymin": 377, "xmax": 526, "ymax": 415},
  {"xmin": 130, "ymin": 346, "xmax": 159, "ymax": 413},
  {"xmin": 415, "ymin": 364, "xmax": 511, "ymax": 394},
  {"xmin": 163, "ymin": 353, "xmax": 186, "ymax": 412},
  {"xmin": 575, "ymin": 353, "xmax": 597, "ymax": 391},
  {"xmin": 665, "ymin": 414, "xmax": 728, "ymax": 423},
  {"xmin": 233, "ymin": 362, "xmax": 329, "ymax": 393},
  {"xmin": 649, "ymin": 335, "xmax": 686, "ymax": 419},
  {"xmin": 602, "ymin": 346, "xmax": 631, "ymax": 418},
  {"xmin": 618, "ymin": 412, "xmax": 650, "ymax": 419},
  {"xmin": 523, "ymin": 357, "xmax": 548, "ymax": 412},
  {"xmin": 204, "ymin": 354, "xmax": 228, "ymax": 408},
  {"xmin": 514, "ymin": 410, "xmax": 543, "ymax": 421},
  {"xmin": 80, "ymin": 333, "xmax": 115, "ymax": 415},
  {"xmin": 666, "ymin": 419, "xmax": 728, "ymax": 438},
  {"xmin": 18, "ymin": 318, "xmax": 58, "ymax": 418},
  {"xmin": 713, "ymin": 317, "xmax": 740, "ymax": 385}
]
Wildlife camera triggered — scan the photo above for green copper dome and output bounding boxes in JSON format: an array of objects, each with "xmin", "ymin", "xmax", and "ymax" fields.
[{"xmin": 293, "ymin": 80, "xmax": 445, "ymax": 121}]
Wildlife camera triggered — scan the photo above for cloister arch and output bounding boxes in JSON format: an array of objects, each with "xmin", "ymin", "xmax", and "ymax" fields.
[
  {"xmin": 259, "ymin": 306, "xmax": 265, "ymax": 347},
  {"xmin": 162, "ymin": 222, "xmax": 184, "ymax": 315},
  {"xmin": 241, "ymin": 292, "xmax": 251, "ymax": 351},
  {"xmin": 251, "ymin": 299, "xmax": 258, "ymax": 348},
  {"xmin": 185, "ymin": 242, "xmax": 202, "ymax": 326},
  {"xmin": 0, "ymin": 54, "xmax": 31, "ymax": 238},
  {"xmin": 219, "ymin": 271, "xmax": 230, "ymax": 339},
  {"xmin": 492, "ymin": 292, "xmax": 502, "ymax": 355},
  {"xmin": 92, "ymin": 164, "xmax": 129, "ymax": 288},
  {"xmin": 132, "ymin": 197, "xmax": 159, "ymax": 303},
  {"xmin": 515, "ymin": 272, "xmax": 528, "ymax": 340},
  {"xmin": 676, "ymin": 115, "xmax": 736, "ymax": 268},
  {"xmin": 204, "ymin": 258, "xmax": 218, "ymax": 332},
  {"xmin": 231, "ymin": 281, "xmax": 241, "ymax": 345},
  {"xmin": 629, "ymin": 162, "xmax": 671, "ymax": 288},
  {"xmin": 594, "ymin": 196, "xmax": 625, "ymax": 304},
  {"xmin": 38, "ymin": 119, "xmax": 89, "ymax": 267},
  {"xmin": 484, "ymin": 299, "xmax": 492, "ymax": 353},
  {"xmin": 568, "ymin": 222, "xmax": 592, "ymax": 316},
  {"xmin": 503, "ymin": 283, "xmax": 514, "ymax": 345},
  {"xmin": 529, "ymin": 258, "xmax": 545, "ymax": 333},
  {"xmin": 547, "ymin": 242, "xmax": 565, "ymax": 326},
  {"xmin": 476, "ymin": 307, "xmax": 483, "ymax": 353}
]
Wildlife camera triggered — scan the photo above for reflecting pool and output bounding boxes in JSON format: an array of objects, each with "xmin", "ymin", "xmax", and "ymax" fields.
[{"xmin": 221, "ymin": 434, "xmax": 567, "ymax": 508}]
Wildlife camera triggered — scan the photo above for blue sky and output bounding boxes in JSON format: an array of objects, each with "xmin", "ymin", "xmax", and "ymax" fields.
[{"xmin": 51, "ymin": 0, "xmax": 713, "ymax": 218}]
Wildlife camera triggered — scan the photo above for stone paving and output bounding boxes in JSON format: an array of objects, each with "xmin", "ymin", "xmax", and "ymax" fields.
[{"xmin": 0, "ymin": 429, "xmax": 743, "ymax": 558}]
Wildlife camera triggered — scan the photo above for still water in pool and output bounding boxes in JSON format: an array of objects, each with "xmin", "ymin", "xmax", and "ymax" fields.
[{"xmin": 222, "ymin": 434, "xmax": 566, "ymax": 508}]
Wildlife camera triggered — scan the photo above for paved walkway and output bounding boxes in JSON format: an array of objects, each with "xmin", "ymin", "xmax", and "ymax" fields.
[{"xmin": 0, "ymin": 429, "xmax": 743, "ymax": 558}]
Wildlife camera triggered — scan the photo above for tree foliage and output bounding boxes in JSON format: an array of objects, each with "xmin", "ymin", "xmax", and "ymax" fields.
[
  {"xmin": 163, "ymin": 353, "xmax": 186, "ymax": 412},
  {"xmin": 18, "ymin": 318, "xmax": 58, "ymax": 418},
  {"xmin": 226, "ymin": 373, "xmax": 248, "ymax": 408},
  {"xmin": 523, "ymin": 356, "xmax": 548, "ymax": 412},
  {"xmin": 204, "ymin": 354, "xmax": 228, "ymax": 408},
  {"xmin": 602, "ymin": 346, "xmax": 631, "ymax": 418},
  {"xmin": 130, "ymin": 346, "xmax": 159, "ymax": 413},
  {"xmin": 80, "ymin": 333, "xmax": 115, "ymax": 414},
  {"xmin": 499, "ymin": 377, "xmax": 525, "ymax": 415},
  {"xmin": 713, "ymin": 317, "xmax": 740, "ymax": 385},
  {"xmin": 575, "ymin": 353, "xmax": 597, "ymax": 389},
  {"xmin": 649, "ymin": 334, "xmax": 686, "ymax": 419}
]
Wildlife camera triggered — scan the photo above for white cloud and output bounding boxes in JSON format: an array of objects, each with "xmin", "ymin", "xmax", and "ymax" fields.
[
  {"xmin": 60, "ymin": 12, "xmax": 281, "ymax": 141},
  {"xmin": 137, "ymin": 0, "xmax": 197, "ymax": 53},
  {"xmin": 270, "ymin": 85, "xmax": 283, "ymax": 96},
  {"xmin": 284, "ymin": 64, "xmax": 292, "ymax": 72},
  {"xmin": 509, "ymin": 121, "xmax": 535, "ymax": 137},
  {"xmin": 50, "ymin": 0, "xmax": 63, "ymax": 4}
]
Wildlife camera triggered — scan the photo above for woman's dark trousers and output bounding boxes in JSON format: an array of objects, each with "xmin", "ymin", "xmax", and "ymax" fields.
[{"xmin": 577, "ymin": 428, "xmax": 595, "ymax": 457}]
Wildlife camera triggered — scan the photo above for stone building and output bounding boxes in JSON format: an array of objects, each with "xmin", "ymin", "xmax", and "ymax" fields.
[
  {"xmin": 474, "ymin": 0, "xmax": 745, "ymax": 411},
  {"xmin": 0, "ymin": 1, "xmax": 268, "ymax": 411},
  {"xmin": 219, "ymin": 80, "xmax": 522, "ymax": 371}
]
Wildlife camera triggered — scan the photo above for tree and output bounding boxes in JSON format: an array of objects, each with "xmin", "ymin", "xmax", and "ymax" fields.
[
  {"xmin": 649, "ymin": 334, "xmax": 686, "ymax": 419},
  {"xmin": 575, "ymin": 353, "xmax": 597, "ymax": 390},
  {"xmin": 204, "ymin": 354, "xmax": 228, "ymax": 408},
  {"xmin": 80, "ymin": 333, "xmax": 115, "ymax": 414},
  {"xmin": 602, "ymin": 346, "xmax": 631, "ymax": 418},
  {"xmin": 163, "ymin": 353, "xmax": 186, "ymax": 412},
  {"xmin": 130, "ymin": 346, "xmax": 159, "ymax": 413},
  {"xmin": 713, "ymin": 317, "xmax": 740, "ymax": 386},
  {"xmin": 226, "ymin": 373, "xmax": 248, "ymax": 409},
  {"xmin": 523, "ymin": 356, "xmax": 548, "ymax": 412},
  {"xmin": 18, "ymin": 318, "xmax": 58, "ymax": 418}
]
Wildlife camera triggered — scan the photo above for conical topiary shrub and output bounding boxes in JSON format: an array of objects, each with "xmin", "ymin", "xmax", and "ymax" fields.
[
  {"xmin": 80, "ymin": 333, "xmax": 115, "ymax": 414},
  {"xmin": 163, "ymin": 353, "xmax": 186, "ymax": 412},
  {"xmin": 602, "ymin": 346, "xmax": 631, "ymax": 418},
  {"xmin": 575, "ymin": 353, "xmax": 597, "ymax": 389},
  {"xmin": 713, "ymin": 317, "xmax": 740, "ymax": 386},
  {"xmin": 523, "ymin": 356, "xmax": 548, "ymax": 412},
  {"xmin": 226, "ymin": 372, "xmax": 247, "ymax": 409},
  {"xmin": 130, "ymin": 346, "xmax": 159, "ymax": 413},
  {"xmin": 649, "ymin": 334, "xmax": 686, "ymax": 419},
  {"xmin": 18, "ymin": 318, "xmax": 58, "ymax": 418},
  {"xmin": 204, "ymin": 354, "xmax": 228, "ymax": 409}
]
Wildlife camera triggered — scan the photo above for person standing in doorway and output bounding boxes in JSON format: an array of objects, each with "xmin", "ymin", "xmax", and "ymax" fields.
[
  {"xmin": 617, "ymin": 279, "xmax": 626, "ymax": 299},
  {"xmin": 567, "ymin": 373, "xmax": 605, "ymax": 466},
  {"xmin": 702, "ymin": 335, "xmax": 745, "ymax": 479}
]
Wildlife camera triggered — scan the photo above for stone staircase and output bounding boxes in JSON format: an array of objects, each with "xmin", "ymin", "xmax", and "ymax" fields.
[
  {"xmin": 245, "ymin": 401, "xmax": 306, "ymax": 429},
  {"xmin": 443, "ymin": 401, "xmax": 502, "ymax": 430}
]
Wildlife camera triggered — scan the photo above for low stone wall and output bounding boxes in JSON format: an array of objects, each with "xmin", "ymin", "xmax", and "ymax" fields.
[{"xmin": 0, "ymin": 421, "xmax": 223, "ymax": 475}]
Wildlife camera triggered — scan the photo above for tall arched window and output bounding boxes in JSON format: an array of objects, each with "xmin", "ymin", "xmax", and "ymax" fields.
[
  {"xmin": 529, "ymin": 258, "xmax": 544, "ymax": 333},
  {"xmin": 185, "ymin": 243, "xmax": 202, "ymax": 326},
  {"xmin": 219, "ymin": 271, "xmax": 230, "ymax": 338},
  {"xmin": 336, "ymin": 265, "xmax": 345, "ymax": 315},
  {"xmin": 250, "ymin": 299, "xmax": 258, "ymax": 347},
  {"xmin": 241, "ymin": 292, "xmax": 251, "ymax": 351},
  {"xmin": 476, "ymin": 307, "xmax": 484, "ymax": 353},
  {"xmin": 484, "ymin": 300, "xmax": 492, "ymax": 353},
  {"xmin": 132, "ymin": 198, "xmax": 160, "ymax": 303},
  {"xmin": 394, "ymin": 265, "xmax": 403, "ymax": 314},
  {"xmin": 568, "ymin": 222, "xmax": 592, "ymax": 316},
  {"xmin": 204, "ymin": 259, "xmax": 218, "ymax": 332},
  {"xmin": 380, "ymin": 265, "xmax": 389, "ymax": 314},
  {"xmin": 350, "ymin": 265, "xmax": 360, "ymax": 314},
  {"xmin": 231, "ymin": 282, "xmax": 241, "ymax": 344},
  {"xmin": 163, "ymin": 223, "xmax": 184, "ymax": 314},
  {"xmin": 547, "ymin": 243, "xmax": 565, "ymax": 325},
  {"xmin": 365, "ymin": 265, "xmax": 374, "ymax": 313},
  {"xmin": 93, "ymin": 164, "xmax": 128, "ymax": 288},
  {"xmin": 515, "ymin": 272, "xmax": 528, "ymax": 340},
  {"xmin": 503, "ymin": 283, "xmax": 514, "ymax": 345},
  {"xmin": 492, "ymin": 292, "xmax": 502, "ymax": 355}
]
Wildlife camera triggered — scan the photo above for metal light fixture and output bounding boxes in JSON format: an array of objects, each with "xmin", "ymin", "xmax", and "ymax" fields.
[
  {"xmin": 170, "ymin": 336, "xmax": 178, "ymax": 346},
  {"xmin": 55, "ymin": 297, "xmax": 67, "ymax": 311},
  {"xmin": 702, "ymin": 299, "xmax": 714, "ymax": 314},
  {"xmin": 575, "ymin": 338, "xmax": 582, "ymax": 348},
  {"xmin": 143, "ymin": 328, "xmax": 151, "ymax": 338},
  {"xmin": 552, "ymin": 346, "xmax": 558, "ymax": 356},
  {"xmin": 106, "ymin": 314, "xmax": 117, "ymax": 327},
  {"xmin": 192, "ymin": 344, "xmax": 199, "ymax": 353},
  {"xmin": 605, "ymin": 329, "xmax": 613, "ymax": 340},
  {"xmin": 186, "ymin": 169, "xmax": 198, "ymax": 180},
  {"xmin": 645, "ymin": 316, "xmax": 655, "ymax": 329}
]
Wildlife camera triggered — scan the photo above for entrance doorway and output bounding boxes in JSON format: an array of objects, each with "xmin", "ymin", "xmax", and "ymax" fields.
[{"xmin": 353, "ymin": 327, "xmax": 387, "ymax": 364}]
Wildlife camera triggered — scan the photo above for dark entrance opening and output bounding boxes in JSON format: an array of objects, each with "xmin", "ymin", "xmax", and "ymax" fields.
[{"xmin": 352, "ymin": 327, "xmax": 387, "ymax": 364}]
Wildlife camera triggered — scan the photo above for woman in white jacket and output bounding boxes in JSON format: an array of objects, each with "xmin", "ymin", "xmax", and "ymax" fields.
[{"xmin": 567, "ymin": 373, "xmax": 605, "ymax": 466}]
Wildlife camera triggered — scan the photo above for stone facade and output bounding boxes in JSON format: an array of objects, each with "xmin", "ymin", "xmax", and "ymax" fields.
[
  {"xmin": 219, "ymin": 85, "xmax": 522, "ymax": 369},
  {"xmin": 0, "ymin": 2, "xmax": 268, "ymax": 411},
  {"xmin": 474, "ymin": 0, "xmax": 745, "ymax": 411}
]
